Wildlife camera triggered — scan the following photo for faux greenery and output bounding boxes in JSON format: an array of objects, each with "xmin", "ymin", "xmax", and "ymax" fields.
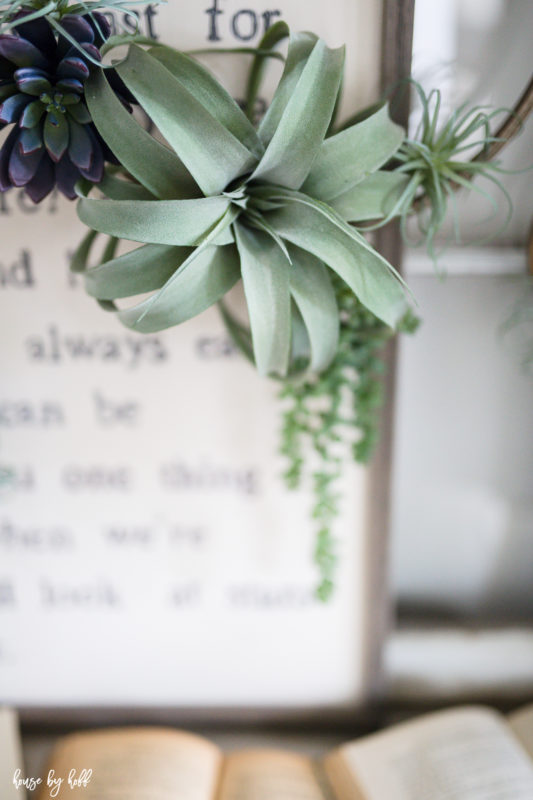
[
  {"xmin": 0, "ymin": 5, "xmax": 136, "ymax": 198},
  {"xmin": 2, "ymin": 2, "xmax": 527, "ymax": 596},
  {"xmin": 280, "ymin": 277, "xmax": 419, "ymax": 599},
  {"xmin": 72, "ymin": 32, "xmax": 411, "ymax": 383},
  {"xmin": 382, "ymin": 82, "xmax": 514, "ymax": 261}
]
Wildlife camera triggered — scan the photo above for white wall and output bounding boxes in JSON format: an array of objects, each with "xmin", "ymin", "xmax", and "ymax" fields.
[{"xmin": 391, "ymin": 263, "xmax": 533, "ymax": 619}]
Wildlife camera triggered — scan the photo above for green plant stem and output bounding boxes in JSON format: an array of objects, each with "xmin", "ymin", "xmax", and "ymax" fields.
[{"xmin": 279, "ymin": 276, "xmax": 419, "ymax": 600}]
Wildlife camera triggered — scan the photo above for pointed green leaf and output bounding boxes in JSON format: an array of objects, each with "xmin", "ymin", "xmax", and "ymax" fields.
[
  {"xmin": 288, "ymin": 246, "xmax": 339, "ymax": 372},
  {"xmin": 114, "ymin": 245, "xmax": 241, "ymax": 333},
  {"xmin": 77, "ymin": 195, "xmax": 231, "ymax": 245},
  {"xmin": 252, "ymin": 39, "xmax": 344, "ymax": 189},
  {"xmin": 245, "ymin": 20, "xmax": 290, "ymax": 121},
  {"xmin": 149, "ymin": 45, "xmax": 263, "ymax": 158},
  {"xmin": 70, "ymin": 229, "xmax": 98, "ymax": 274},
  {"xmin": 235, "ymin": 223, "xmax": 291, "ymax": 377},
  {"xmin": 85, "ymin": 69, "xmax": 197, "ymax": 200},
  {"xmin": 268, "ymin": 203, "xmax": 407, "ymax": 327},
  {"xmin": 289, "ymin": 302, "xmax": 311, "ymax": 367},
  {"xmin": 85, "ymin": 243, "xmax": 193, "ymax": 299},
  {"xmin": 219, "ymin": 301, "xmax": 255, "ymax": 364},
  {"xmin": 258, "ymin": 32, "xmax": 317, "ymax": 145},
  {"xmin": 116, "ymin": 46, "xmax": 257, "ymax": 196},
  {"xmin": 330, "ymin": 171, "xmax": 409, "ymax": 221},
  {"xmin": 302, "ymin": 104, "xmax": 405, "ymax": 201},
  {"xmin": 97, "ymin": 170, "xmax": 156, "ymax": 201}
]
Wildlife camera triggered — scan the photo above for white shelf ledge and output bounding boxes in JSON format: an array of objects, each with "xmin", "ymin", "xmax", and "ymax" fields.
[
  {"xmin": 404, "ymin": 246, "xmax": 528, "ymax": 277},
  {"xmin": 386, "ymin": 625, "xmax": 533, "ymax": 701}
]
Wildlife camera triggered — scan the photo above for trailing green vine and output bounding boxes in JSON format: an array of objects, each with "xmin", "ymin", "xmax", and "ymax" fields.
[{"xmin": 279, "ymin": 275, "xmax": 419, "ymax": 600}]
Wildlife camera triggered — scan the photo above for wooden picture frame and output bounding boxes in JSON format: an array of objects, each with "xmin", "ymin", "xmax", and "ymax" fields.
[{"xmin": 1, "ymin": 0, "xmax": 416, "ymax": 729}]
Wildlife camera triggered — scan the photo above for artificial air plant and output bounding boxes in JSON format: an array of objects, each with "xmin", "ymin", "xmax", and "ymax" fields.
[{"xmin": 1, "ymin": 0, "xmax": 529, "ymax": 597}]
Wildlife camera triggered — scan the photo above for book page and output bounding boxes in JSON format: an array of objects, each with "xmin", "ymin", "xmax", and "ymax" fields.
[
  {"xmin": 325, "ymin": 707, "xmax": 533, "ymax": 800},
  {"xmin": 217, "ymin": 750, "xmax": 328, "ymax": 800},
  {"xmin": 35, "ymin": 728, "xmax": 221, "ymax": 800},
  {"xmin": 509, "ymin": 704, "xmax": 533, "ymax": 760},
  {"xmin": 0, "ymin": 708, "xmax": 23, "ymax": 800}
]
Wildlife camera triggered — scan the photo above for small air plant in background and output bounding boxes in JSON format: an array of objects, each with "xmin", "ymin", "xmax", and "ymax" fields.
[{"xmin": 382, "ymin": 81, "xmax": 513, "ymax": 262}]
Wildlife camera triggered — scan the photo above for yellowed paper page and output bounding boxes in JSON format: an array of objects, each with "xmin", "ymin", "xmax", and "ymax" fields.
[
  {"xmin": 218, "ymin": 749, "xmax": 327, "ymax": 800},
  {"xmin": 36, "ymin": 728, "xmax": 221, "ymax": 800},
  {"xmin": 0, "ymin": 708, "xmax": 24, "ymax": 800},
  {"xmin": 325, "ymin": 707, "xmax": 533, "ymax": 800},
  {"xmin": 509, "ymin": 704, "xmax": 533, "ymax": 760}
]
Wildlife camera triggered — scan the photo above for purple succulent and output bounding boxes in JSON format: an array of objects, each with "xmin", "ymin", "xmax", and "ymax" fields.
[{"xmin": 0, "ymin": 11, "xmax": 131, "ymax": 202}]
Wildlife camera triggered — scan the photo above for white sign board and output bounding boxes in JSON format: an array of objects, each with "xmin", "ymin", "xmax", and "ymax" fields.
[{"xmin": 0, "ymin": 0, "xmax": 383, "ymax": 711}]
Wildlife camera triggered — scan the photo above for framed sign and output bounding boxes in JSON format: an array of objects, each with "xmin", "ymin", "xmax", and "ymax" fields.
[{"xmin": 0, "ymin": 0, "xmax": 414, "ymax": 722}]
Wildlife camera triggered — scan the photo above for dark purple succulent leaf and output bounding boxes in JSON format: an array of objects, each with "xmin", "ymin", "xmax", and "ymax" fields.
[
  {"xmin": 44, "ymin": 110, "xmax": 69, "ymax": 162},
  {"xmin": 55, "ymin": 153, "xmax": 80, "ymax": 199},
  {"xmin": 87, "ymin": 13, "xmax": 111, "ymax": 48},
  {"xmin": 0, "ymin": 81, "xmax": 17, "ymax": 102},
  {"xmin": 67, "ymin": 116, "xmax": 93, "ymax": 170},
  {"xmin": 0, "ymin": 36, "xmax": 48, "ymax": 70},
  {"xmin": 12, "ymin": 14, "xmax": 56, "ymax": 61},
  {"xmin": 79, "ymin": 127, "xmax": 103, "ymax": 183},
  {"xmin": 80, "ymin": 43, "xmax": 101, "ymax": 64},
  {"xmin": 13, "ymin": 66, "xmax": 49, "ymax": 81},
  {"xmin": 57, "ymin": 55, "xmax": 90, "ymax": 82},
  {"xmin": 25, "ymin": 152, "xmax": 55, "ymax": 202},
  {"xmin": 9, "ymin": 133, "xmax": 43, "ymax": 185},
  {"xmin": 0, "ymin": 125, "xmax": 17, "ymax": 190},
  {"xmin": 14, "ymin": 68, "xmax": 52, "ymax": 96},
  {"xmin": 56, "ymin": 77, "xmax": 84, "ymax": 94},
  {"xmin": 59, "ymin": 15, "xmax": 95, "ymax": 45},
  {"xmin": 0, "ymin": 55, "xmax": 13, "ymax": 79},
  {"xmin": 19, "ymin": 125, "xmax": 43, "ymax": 154},
  {"xmin": 20, "ymin": 98, "xmax": 45, "ymax": 128},
  {"xmin": 0, "ymin": 92, "xmax": 31, "ymax": 123},
  {"xmin": 67, "ymin": 101, "xmax": 91, "ymax": 125}
]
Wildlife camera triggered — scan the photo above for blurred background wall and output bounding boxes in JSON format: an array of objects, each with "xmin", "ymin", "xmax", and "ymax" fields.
[{"xmin": 390, "ymin": 0, "xmax": 533, "ymax": 622}]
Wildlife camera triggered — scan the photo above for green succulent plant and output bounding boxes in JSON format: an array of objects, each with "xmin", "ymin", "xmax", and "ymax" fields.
[{"xmin": 72, "ymin": 30, "xmax": 412, "ymax": 379}]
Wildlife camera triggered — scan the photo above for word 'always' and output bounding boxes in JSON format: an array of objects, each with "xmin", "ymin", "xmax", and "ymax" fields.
[{"xmin": 26, "ymin": 326, "xmax": 168, "ymax": 368}]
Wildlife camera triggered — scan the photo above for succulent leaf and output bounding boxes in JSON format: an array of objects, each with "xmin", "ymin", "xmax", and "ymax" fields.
[{"xmin": 44, "ymin": 109, "xmax": 69, "ymax": 161}]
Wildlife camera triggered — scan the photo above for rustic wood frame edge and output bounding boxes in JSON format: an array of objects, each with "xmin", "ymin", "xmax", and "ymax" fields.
[{"xmin": 363, "ymin": 0, "xmax": 416, "ymax": 702}]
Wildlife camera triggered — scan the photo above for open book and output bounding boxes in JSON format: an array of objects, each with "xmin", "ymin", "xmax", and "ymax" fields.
[{"xmin": 35, "ymin": 704, "xmax": 533, "ymax": 799}]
